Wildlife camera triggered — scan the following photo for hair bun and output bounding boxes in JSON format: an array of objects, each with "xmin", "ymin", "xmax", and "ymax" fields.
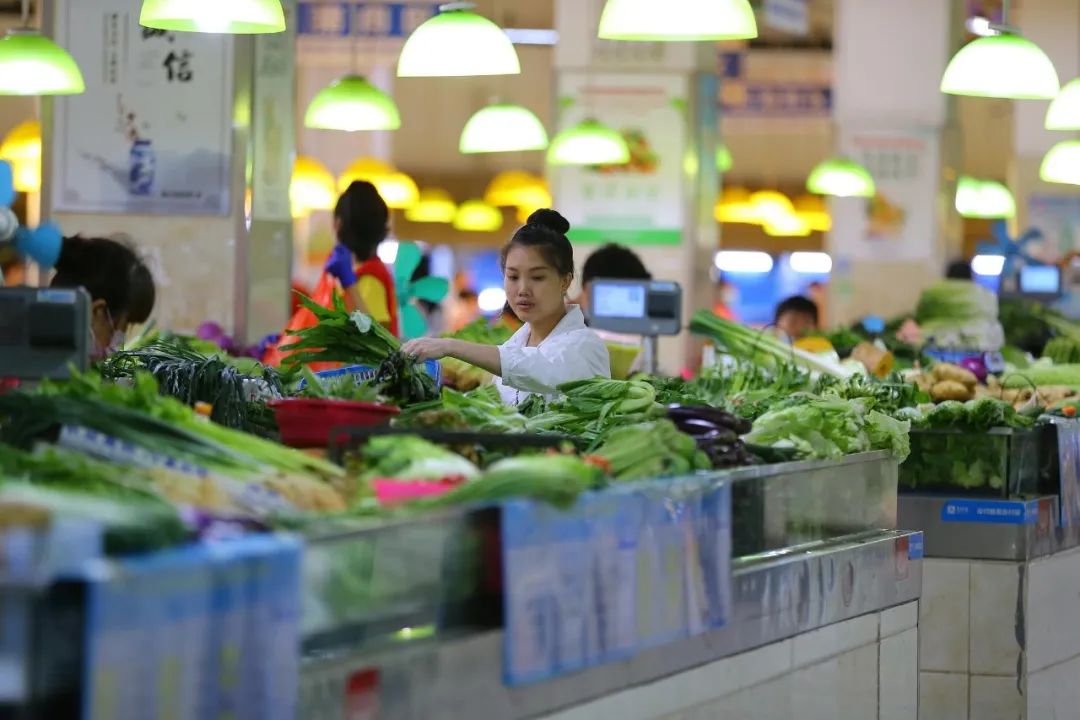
[{"xmin": 527, "ymin": 208, "xmax": 570, "ymax": 235}]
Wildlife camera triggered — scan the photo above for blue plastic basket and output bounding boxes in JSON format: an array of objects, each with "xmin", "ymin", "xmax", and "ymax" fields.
[{"xmin": 298, "ymin": 359, "xmax": 442, "ymax": 389}]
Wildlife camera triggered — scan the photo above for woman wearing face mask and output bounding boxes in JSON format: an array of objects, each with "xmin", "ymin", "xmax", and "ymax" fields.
[
  {"xmin": 402, "ymin": 209, "xmax": 609, "ymax": 406},
  {"xmin": 50, "ymin": 236, "xmax": 156, "ymax": 360}
]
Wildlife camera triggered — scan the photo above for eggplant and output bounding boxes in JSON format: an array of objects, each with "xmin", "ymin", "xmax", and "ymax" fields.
[{"xmin": 667, "ymin": 404, "xmax": 751, "ymax": 434}]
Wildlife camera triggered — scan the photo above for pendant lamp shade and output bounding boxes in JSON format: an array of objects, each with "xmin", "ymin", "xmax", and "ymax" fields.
[
  {"xmin": 940, "ymin": 33, "xmax": 1059, "ymax": 100},
  {"xmin": 806, "ymin": 157, "xmax": 875, "ymax": 197},
  {"xmin": 547, "ymin": 119, "xmax": 630, "ymax": 166},
  {"xmin": 397, "ymin": 4, "xmax": 520, "ymax": 78},
  {"xmin": 453, "ymin": 199, "xmax": 503, "ymax": 231},
  {"xmin": 376, "ymin": 172, "xmax": 420, "ymax": 209},
  {"xmin": 139, "ymin": 0, "xmax": 286, "ymax": 33},
  {"xmin": 954, "ymin": 176, "xmax": 1016, "ymax": 218},
  {"xmin": 793, "ymin": 194, "xmax": 832, "ymax": 232},
  {"xmin": 304, "ymin": 76, "xmax": 401, "ymax": 132},
  {"xmin": 484, "ymin": 171, "xmax": 544, "ymax": 206},
  {"xmin": 1045, "ymin": 78, "xmax": 1080, "ymax": 130},
  {"xmin": 405, "ymin": 189, "xmax": 457, "ymax": 223},
  {"xmin": 1040, "ymin": 141, "xmax": 1080, "ymax": 185},
  {"xmin": 714, "ymin": 186, "xmax": 754, "ymax": 224},
  {"xmin": 460, "ymin": 104, "xmax": 548, "ymax": 153},
  {"xmin": 290, "ymin": 156, "xmax": 336, "ymax": 216},
  {"xmin": 0, "ymin": 30, "xmax": 85, "ymax": 95},
  {"xmin": 338, "ymin": 157, "xmax": 394, "ymax": 192},
  {"xmin": 598, "ymin": 0, "xmax": 758, "ymax": 41}
]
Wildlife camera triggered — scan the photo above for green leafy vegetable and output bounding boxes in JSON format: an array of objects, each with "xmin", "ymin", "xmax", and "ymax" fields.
[{"xmin": 280, "ymin": 292, "xmax": 400, "ymax": 368}]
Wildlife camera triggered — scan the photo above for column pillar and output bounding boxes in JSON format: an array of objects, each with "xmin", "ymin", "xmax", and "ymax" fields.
[
  {"xmin": 828, "ymin": 0, "xmax": 963, "ymax": 326},
  {"xmin": 1010, "ymin": 0, "xmax": 1080, "ymax": 256},
  {"xmin": 552, "ymin": 0, "xmax": 719, "ymax": 375}
]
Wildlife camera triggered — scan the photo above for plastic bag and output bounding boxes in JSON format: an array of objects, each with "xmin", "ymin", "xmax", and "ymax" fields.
[{"xmin": 262, "ymin": 271, "xmax": 340, "ymax": 371}]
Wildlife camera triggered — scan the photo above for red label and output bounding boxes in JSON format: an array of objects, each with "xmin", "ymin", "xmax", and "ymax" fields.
[{"xmin": 344, "ymin": 669, "xmax": 379, "ymax": 720}]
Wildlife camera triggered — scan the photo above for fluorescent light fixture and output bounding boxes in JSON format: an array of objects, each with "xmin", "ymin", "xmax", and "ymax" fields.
[
  {"xmin": 477, "ymin": 287, "xmax": 507, "ymax": 313},
  {"xmin": 714, "ymin": 250, "xmax": 773, "ymax": 274},
  {"xmin": 377, "ymin": 240, "xmax": 399, "ymax": 265},
  {"xmin": 789, "ymin": 252, "xmax": 833, "ymax": 274},
  {"xmin": 971, "ymin": 254, "xmax": 1005, "ymax": 276}
]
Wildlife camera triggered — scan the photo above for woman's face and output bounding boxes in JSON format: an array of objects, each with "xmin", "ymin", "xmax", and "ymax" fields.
[
  {"xmin": 90, "ymin": 300, "xmax": 127, "ymax": 358},
  {"xmin": 503, "ymin": 245, "xmax": 570, "ymax": 325}
]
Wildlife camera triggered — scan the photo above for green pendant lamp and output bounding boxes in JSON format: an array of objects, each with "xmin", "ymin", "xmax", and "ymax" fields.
[
  {"xmin": 941, "ymin": 32, "xmax": 1059, "ymax": 99},
  {"xmin": 304, "ymin": 75, "xmax": 400, "ymax": 132},
  {"xmin": 460, "ymin": 103, "xmax": 548, "ymax": 154},
  {"xmin": 955, "ymin": 176, "xmax": 1016, "ymax": 218},
  {"xmin": 397, "ymin": 3, "xmax": 520, "ymax": 78},
  {"xmin": 547, "ymin": 119, "xmax": 630, "ymax": 166},
  {"xmin": 0, "ymin": 30, "xmax": 84, "ymax": 95},
  {"xmin": 598, "ymin": 0, "xmax": 757, "ymax": 41},
  {"xmin": 806, "ymin": 157, "xmax": 875, "ymax": 198},
  {"xmin": 1040, "ymin": 140, "xmax": 1080, "ymax": 185},
  {"xmin": 716, "ymin": 144, "xmax": 733, "ymax": 173},
  {"xmin": 1046, "ymin": 78, "xmax": 1080, "ymax": 130},
  {"xmin": 140, "ymin": 0, "xmax": 285, "ymax": 33}
]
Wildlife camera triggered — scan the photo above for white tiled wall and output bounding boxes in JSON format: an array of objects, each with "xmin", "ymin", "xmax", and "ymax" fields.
[
  {"xmin": 919, "ymin": 559, "xmax": 970, "ymax": 673},
  {"xmin": 544, "ymin": 603, "xmax": 920, "ymax": 720}
]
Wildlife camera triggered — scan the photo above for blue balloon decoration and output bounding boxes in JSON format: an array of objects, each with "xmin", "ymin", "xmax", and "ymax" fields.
[
  {"xmin": 0, "ymin": 160, "xmax": 14, "ymax": 208},
  {"xmin": 14, "ymin": 223, "xmax": 63, "ymax": 268}
]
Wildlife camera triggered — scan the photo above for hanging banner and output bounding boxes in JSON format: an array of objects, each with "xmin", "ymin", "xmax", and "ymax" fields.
[
  {"xmin": 52, "ymin": 1, "xmax": 233, "ymax": 216},
  {"xmin": 552, "ymin": 73, "xmax": 686, "ymax": 246},
  {"xmin": 831, "ymin": 128, "xmax": 939, "ymax": 262}
]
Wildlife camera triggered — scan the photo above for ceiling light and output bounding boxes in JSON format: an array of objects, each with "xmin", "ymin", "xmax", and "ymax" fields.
[
  {"xmin": 453, "ymin": 199, "xmax": 503, "ymax": 231},
  {"xmin": 598, "ymin": 0, "xmax": 757, "ymax": 41},
  {"xmin": 941, "ymin": 32, "xmax": 1059, "ymax": 99},
  {"xmin": 806, "ymin": 157, "xmax": 875, "ymax": 197},
  {"xmin": 954, "ymin": 176, "xmax": 1015, "ymax": 218},
  {"xmin": 714, "ymin": 250, "xmax": 773, "ymax": 274},
  {"xmin": 0, "ymin": 30, "xmax": 85, "ymax": 95},
  {"xmin": 405, "ymin": 188, "xmax": 457, "ymax": 223},
  {"xmin": 290, "ymin": 156, "xmax": 336, "ymax": 217},
  {"xmin": 460, "ymin": 103, "xmax": 548, "ymax": 153},
  {"xmin": 1045, "ymin": 78, "xmax": 1080, "ymax": 130},
  {"xmin": 971, "ymin": 254, "xmax": 1005, "ymax": 276},
  {"xmin": 547, "ymin": 119, "xmax": 630, "ymax": 166},
  {"xmin": 397, "ymin": 3, "xmax": 520, "ymax": 78},
  {"xmin": 789, "ymin": 252, "xmax": 833, "ymax": 274},
  {"xmin": 139, "ymin": 0, "xmax": 285, "ymax": 34},
  {"xmin": 304, "ymin": 75, "xmax": 400, "ymax": 132}
]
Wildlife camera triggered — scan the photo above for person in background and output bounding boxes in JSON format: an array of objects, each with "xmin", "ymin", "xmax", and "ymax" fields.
[
  {"xmin": 774, "ymin": 295, "xmax": 819, "ymax": 341},
  {"xmin": 323, "ymin": 180, "xmax": 400, "ymax": 336},
  {"xmin": 946, "ymin": 259, "xmax": 974, "ymax": 280},
  {"xmin": 577, "ymin": 243, "xmax": 652, "ymax": 377},
  {"xmin": 402, "ymin": 209, "xmax": 609, "ymax": 405},
  {"xmin": 807, "ymin": 280, "xmax": 828, "ymax": 329},
  {"xmin": 448, "ymin": 289, "xmax": 480, "ymax": 332},
  {"xmin": 576, "ymin": 243, "xmax": 651, "ymax": 312},
  {"xmin": 49, "ymin": 235, "xmax": 156, "ymax": 361},
  {"xmin": 712, "ymin": 276, "xmax": 738, "ymax": 321}
]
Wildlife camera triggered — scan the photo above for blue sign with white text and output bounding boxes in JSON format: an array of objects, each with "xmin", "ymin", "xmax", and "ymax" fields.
[{"xmin": 940, "ymin": 499, "xmax": 1038, "ymax": 525}]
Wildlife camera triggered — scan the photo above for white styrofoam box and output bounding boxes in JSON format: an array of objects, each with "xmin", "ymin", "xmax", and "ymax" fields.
[{"xmin": 919, "ymin": 559, "xmax": 971, "ymax": 673}]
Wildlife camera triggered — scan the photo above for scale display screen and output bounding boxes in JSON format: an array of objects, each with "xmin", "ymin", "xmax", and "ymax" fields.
[
  {"xmin": 1019, "ymin": 265, "xmax": 1061, "ymax": 295},
  {"xmin": 586, "ymin": 279, "xmax": 682, "ymax": 336},
  {"xmin": 592, "ymin": 283, "xmax": 647, "ymax": 319}
]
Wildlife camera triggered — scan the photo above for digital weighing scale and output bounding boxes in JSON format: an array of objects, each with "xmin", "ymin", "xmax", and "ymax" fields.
[
  {"xmin": 585, "ymin": 278, "xmax": 682, "ymax": 375},
  {"xmin": 0, "ymin": 286, "xmax": 91, "ymax": 381}
]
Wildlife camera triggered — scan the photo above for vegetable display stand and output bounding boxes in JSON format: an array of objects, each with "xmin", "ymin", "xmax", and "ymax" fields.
[
  {"xmin": 299, "ymin": 454, "xmax": 922, "ymax": 720},
  {"xmin": 899, "ymin": 428, "xmax": 1040, "ymax": 497}
]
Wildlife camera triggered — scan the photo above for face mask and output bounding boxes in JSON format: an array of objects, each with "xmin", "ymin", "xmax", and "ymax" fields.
[{"xmin": 90, "ymin": 309, "xmax": 124, "ymax": 361}]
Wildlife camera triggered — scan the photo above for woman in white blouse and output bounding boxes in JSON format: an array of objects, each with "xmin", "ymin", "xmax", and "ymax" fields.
[{"xmin": 402, "ymin": 209, "xmax": 610, "ymax": 405}]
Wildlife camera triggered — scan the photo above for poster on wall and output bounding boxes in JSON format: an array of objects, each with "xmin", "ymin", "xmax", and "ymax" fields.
[
  {"xmin": 52, "ymin": 1, "xmax": 233, "ymax": 216},
  {"xmin": 552, "ymin": 73, "xmax": 686, "ymax": 246},
  {"xmin": 832, "ymin": 128, "xmax": 939, "ymax": 262},
  {"xmin": 1028, "ymin": 195, "xmax": 1080, "ymax": 258}
]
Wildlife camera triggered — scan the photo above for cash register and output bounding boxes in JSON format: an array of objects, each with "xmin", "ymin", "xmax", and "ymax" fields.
[
  {"xmin": 0, "ymin": 286, "xmax": 91, "ymax": 381},
  {"xmin": 585, "ymin": 279, "xmax": 682, "ymax": 375}
]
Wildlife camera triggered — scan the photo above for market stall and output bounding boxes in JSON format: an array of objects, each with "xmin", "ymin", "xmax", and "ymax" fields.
[{"xmin": 0, "ymin": 290, "xmax": 924, "ymax": 719}]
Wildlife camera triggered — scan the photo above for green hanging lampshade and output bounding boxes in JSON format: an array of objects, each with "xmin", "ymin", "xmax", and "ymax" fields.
[
  {"xmin": 1045, "ymin": 78, "xmax": 1080, "ymax": 130},
  {"xmin": 547, "ymin": 119, "xmax": 630, "ymax": 166},
  {"xmin": 140, "ymin": 0, "xmax": 285, "ymax": 33},
  {"xmin": 941, "ymin": 33, "xmax": 1059, "ymax": 99},
  {"xmin": 806, "ymin": 157, "xmax": 875, "ymax": 197},
  {"xmin": 598, "ymin": 0, "xmax": 757, "ymax": 41},
  {"xmin": 1040, "ymin": 140, "xmax": 1080, "ymax": 185},
  {"xmin": 717, "ymin": 144, "xmax": 733, "ymax": 173},
  {"xmin": 397, "ymin": 3, "xmax": 520, "ymax": 78},
  {"xmin": 304, "ymin": 75, "xmax": 401, "ymax": 132},
  {"xmin": 0, "ymin": 30, "xmax": 85, "ymax": 95},
  {"xmin": 460, "ymin": 103, "xmax": 548, "ymax": 154},
  {"xmin": 954, "ymin": 176, "xmax": 1016, "ymax": 219}
]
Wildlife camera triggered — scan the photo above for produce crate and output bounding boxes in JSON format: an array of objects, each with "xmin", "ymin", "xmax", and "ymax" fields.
[
  {"xmin": 899, "ymin": 428, "xmax": 1040, "ymax": 497},
  {"xmin": 299, "ymin": 360, "xmax": 443, "ymax": 389}
]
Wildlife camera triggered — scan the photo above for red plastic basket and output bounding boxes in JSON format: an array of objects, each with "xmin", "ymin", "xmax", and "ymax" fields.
[{"xmin": 268, "ymin": 398, "xmax": 400, "ymax": 449}]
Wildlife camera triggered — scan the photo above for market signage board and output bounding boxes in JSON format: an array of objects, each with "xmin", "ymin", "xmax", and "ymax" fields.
[
  {"xmin": 552, "ymin": 72, "xmax": 687, "ymax": 247},
  {"xmin": 52, "ymin": 1, "xmax": 233, "ymax": 216},
  {"xmin": 763, "ymin": 0, "xmax": 809, "ymax": 35},
  {"xmin": 501, "ymin": 478, "xmax": 732, "ymax": 686},
  {"xmin": 296, "ymin": 1, "xmax": 440, "ymax": 37}
]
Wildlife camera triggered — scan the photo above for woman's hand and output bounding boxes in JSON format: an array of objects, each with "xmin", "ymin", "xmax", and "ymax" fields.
[{"xmin": 401, "ymin": 337, "xmax": 452, "ymax": 361}]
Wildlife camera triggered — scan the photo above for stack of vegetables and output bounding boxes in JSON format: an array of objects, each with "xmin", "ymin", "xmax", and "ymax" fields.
[{"xmin": 915, "ymin": 280, "xmax": 1005, "ymax": 351}]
